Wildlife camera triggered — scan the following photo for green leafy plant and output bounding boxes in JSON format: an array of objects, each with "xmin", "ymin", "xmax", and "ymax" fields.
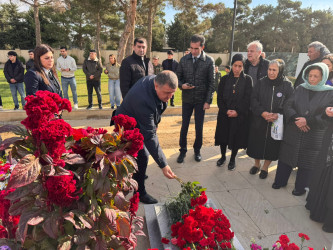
[{"xmin": 215, "ymin": 57, "xmax": 222, "ymax": 67}]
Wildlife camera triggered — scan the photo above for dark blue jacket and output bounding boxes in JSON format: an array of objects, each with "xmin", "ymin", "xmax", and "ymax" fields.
[
  {"xmin": 162, "ymin": 59, "xmax": 179, "ymax": 73},
  {"xmin": 116, "ymin": 75, "xmax": 168, "ymax": 168},
  {"xmin": 24, "ymin": 69, "xmax": 62, "ymax": 97}
]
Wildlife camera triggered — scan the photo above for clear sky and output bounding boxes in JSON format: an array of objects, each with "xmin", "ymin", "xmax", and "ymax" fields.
[{"xmin": 164, "ymin": 0, "xmax": 333, "ymax": 24}]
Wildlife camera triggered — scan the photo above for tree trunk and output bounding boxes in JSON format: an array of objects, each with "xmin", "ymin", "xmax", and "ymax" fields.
[
  {"xmin": 117, "ymin": 0, "xmax": 137, "ymax": 63},
  {"xmin": 34, "ymin": 0, "xmax": 41, "ymax": 46},
  {"xmin": 95, "ymin": 11, "xmax": 101, "ymax": 62},
  {"xmin": 147, "ymin": 0, "xmax": 153, "ymax": 58},
  {"xmin": 125, "ymin": 28, "xmax": 134, "ymax": 57}
]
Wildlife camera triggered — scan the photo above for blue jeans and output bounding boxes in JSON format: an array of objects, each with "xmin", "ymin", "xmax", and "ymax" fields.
[
  {"xmin": 9, "ymin": 82, "xmax": 26, "ymax": 108},
  {"xmin": 108, "ymin": 79, "xmax": 121, "ymax": 107},
  {"xmin": 61, "ymin": 77, "xmax": 78, "ymax": 104}
]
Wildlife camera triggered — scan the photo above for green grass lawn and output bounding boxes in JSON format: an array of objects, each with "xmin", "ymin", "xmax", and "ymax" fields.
[{"xmin": 0, "ymin": 69, "xmax": 217, "ymax": 110}]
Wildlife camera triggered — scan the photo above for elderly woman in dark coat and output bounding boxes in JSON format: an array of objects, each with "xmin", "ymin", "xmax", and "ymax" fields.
[
  {"xmin": 24, "ymin": 44, "xmax": 62, "ymax": 97},
  {"xmin": 306, "ymin": 106, "xmax": 333, "ymax": 233},
  {"xmin": 272, "ymin": 63, "xmax": 333, "ymax": 196},
  {"xmin": 215, "ymin": 54, "xmax": 253, "ymax": 170},
  {"xmin": 247, "ymin": 59, "xmax": 294, "ymax": 179}
]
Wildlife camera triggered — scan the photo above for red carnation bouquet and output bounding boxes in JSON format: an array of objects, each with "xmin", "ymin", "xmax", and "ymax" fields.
[
  {"xmin": 0, "ymin": 91, "xmax": 144, "ymax": 249},
  {"xmin": 164, "ymin": 181, "xmax": 235, "ymax": 250}
]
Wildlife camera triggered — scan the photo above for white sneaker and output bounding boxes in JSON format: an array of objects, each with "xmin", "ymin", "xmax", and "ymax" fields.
[
  {"xmin": 0, "ymin": 106, "xmax": 3, "ymax": 110},
  {"xmin": 74, "ymin": 104, "xmax": 78, "ymax": 110}
]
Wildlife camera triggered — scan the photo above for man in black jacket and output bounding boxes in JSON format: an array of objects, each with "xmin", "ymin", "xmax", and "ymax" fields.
[
  {"xmin": 4, "ymin": 51, "xmax": 26, "ymax": 110},
  {"xmin": 119, "ymin": 37, "xmax": 154, "ymax": 98},
  {"xmin": 293, "ymin": 41, "xmax": 330, "ymax": 89},
  {"xmin": 244, "ymin": 40, "xmax": 269, "ymax": 87},
  {"xmin": 116, "ymin": 71, "xmax": 177, "ymax": 204},
  {"xmin": 26, "ymin": 49, "xmax": 34, "ymax": 71},
  {"xmin": 82, "ymin": 50, "xmax": 103, "ymax": 110},
  {"xmin": 176, "ymin": 34, "xmax": 215, "ymax": 163},
  {"xmin": 162, "ymin": 50, "xmax": 179, "ymax": 106}
]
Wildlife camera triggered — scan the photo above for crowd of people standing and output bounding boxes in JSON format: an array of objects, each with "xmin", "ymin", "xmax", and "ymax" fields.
[{"xmin": 1, "ymin": 35, "xmax": 333, "ymax": 234}]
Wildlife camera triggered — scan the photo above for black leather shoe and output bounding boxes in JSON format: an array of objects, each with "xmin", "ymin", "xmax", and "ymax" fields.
[
  {"xmin": 249, "ymin": 166, "xmax": 260, "ymax": 175},
  {"xmin": 170, "ymin": 103, "xmax": 175, "ymax": 107},
  {"xmin": 14, "ymin": 106, "xmax": 19, "ymax": 110},
  {"xmin": 99, "ymin": 104, "xmax": 103, "ymax": 109},
  {"xmin": 228, "ymin": 161, "xmax": 236, "ymax": 171},
  {"xmin": 292, "ymin": 188, "xmax": 306, "ymax": 196},
  {"xmin": 86, "ymin": 105, "xmax": 92, "ymax": 110},
  {"xmin": 177, "ymin": 152, "xmax": 186, "ymax": 163},
  {"xmin": 144, "ymin": 174, "xmax": 148, "ymax": 180},
  {"xmin": 272, "ymin": 182, "xmax": 287, "ymax": 189},
  {"xmin": 259, "ymin": 170, "xmax": 268, "ymax": 179},
  {"xmin": 139, "ymin": 193, "xmax": 158, "ymax": 204},
  {"xmin": 194, "ymin": 153, "xmax": 202, "ymax": 162},
  {"xmin": 322, "ymin": 224, "xmax": 333, "ymax": 233},
  {"xmin": 216, "ymin": 157, "xmax": 226, "ymax": 167}
]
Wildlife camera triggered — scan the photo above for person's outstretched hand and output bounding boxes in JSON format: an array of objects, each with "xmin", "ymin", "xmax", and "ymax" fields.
[{"xmin": 162, "ymin": 165, "xmax": 176, "ymax": 179}]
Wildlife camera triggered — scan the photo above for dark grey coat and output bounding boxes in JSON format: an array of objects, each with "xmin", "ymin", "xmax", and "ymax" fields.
[
  {"xmin": 176, "ymin": 51, "xmax": 215, "ymax": 104},
  {"xmin": 279, "ymin": 87, "xmax": 333, "ymax": 170},
  {"xmin": 247, "ymin": 76, "xmax": 294, "ymax": 160}
]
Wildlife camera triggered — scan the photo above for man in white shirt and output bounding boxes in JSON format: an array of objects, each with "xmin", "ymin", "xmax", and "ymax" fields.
[{"xmin": 56, "ymin": 46, "xmax": 78, "ymax": 109}]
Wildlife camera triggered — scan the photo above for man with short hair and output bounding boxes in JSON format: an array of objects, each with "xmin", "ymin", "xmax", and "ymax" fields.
[
  {"xmin": 82, "ymin": 49, "xmax": 103, "ymax": 110},
  {"xmin": 57, "ymin": 46, "xmax": 79, "ymax": 109},
  {"xmin": 4, "ymin": 51, "xmax": 26, "ymax": 110},
  {"xmin": 120, "ymin": 37, "xmax": 154, "ymax": 98},
  {"xmin": 176, "ymin": 34, "xmax": 215, "ymax": 163},
  {"xmin": 162, "ymin": 50, "xmax": 179, "ymax": 106},
  {"xmin": 244, "ymin": 40, "xmax": 269, "ymax": 87},
  {"xmin": 152, "ymin": 56, "xmax": 163, "ymax": 75},
  {"xmin": 293, "ymin": 41, "xmax": 330, "ymax": 89},
  {"xmin": 26, "ymin": 49, "xmax": 34, "ymax": 71},
  {"xmin": 116, "ymin": 71, "xmax": 177, "ymax": 204}
]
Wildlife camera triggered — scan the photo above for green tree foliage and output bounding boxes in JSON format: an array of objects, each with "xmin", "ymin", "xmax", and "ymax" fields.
[
  {"xmin": 215, "ymin": 57, "xmax": 222, "ymax": 66},
  {"xmin": 166, "ymin": 17, "xmax": 193, "ymax": 51}
]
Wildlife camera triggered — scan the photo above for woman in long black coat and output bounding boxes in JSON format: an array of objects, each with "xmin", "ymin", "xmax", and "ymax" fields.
[
  {"xmin": 272, "ymin": 63, "xmax": 333, "ymax": 196},
  {"xmin": 215, "ymin": 54, "xmax": 253, "ymax": 170},
  {"xmin": 24, "ymin": 44, "xmax": 62, "ymax": 97},
  {"xmin": 306, "ymin": 106, "xmax": 333, "ymax": 233},
  {"xmin": 247, "ymin": 59, "xmax": 294, "ymax": 179}
]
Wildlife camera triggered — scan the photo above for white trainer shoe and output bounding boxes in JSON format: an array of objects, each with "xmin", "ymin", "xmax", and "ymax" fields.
[{"xmin": 74, "ymin": 104, "xmax": 78, "ymax": 110}]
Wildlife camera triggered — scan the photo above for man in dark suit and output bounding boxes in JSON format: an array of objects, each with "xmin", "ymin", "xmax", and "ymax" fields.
[
  {"xmin": 119, "ymin": 37, "xmax": 154, "ymax": 98},
  {"xmin": 162, "ymin": 50, "xmax": 179, "ymax": 106},
  {"xmin": 116, "ymin": 71, "xmax": 177, "ymax": 204}
]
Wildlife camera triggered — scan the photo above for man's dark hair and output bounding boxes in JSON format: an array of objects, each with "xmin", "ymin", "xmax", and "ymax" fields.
[
  {"xmin": 190, "ymin": 34, "xmax": 205, "ymax": 46},
  {"xmin": 28, "ymin": 49, "xmax": 34, "ymax": 53},
  {"xmin": 134, "ymin": 37, "xmax": 147, "ymax": 46},
  {"xmin": 225, "ymin": 66, "xmax": 231, "ymax": 70},
  {"xmin": 155, "ymin": 70, "xmax": 178, "ymax": 89},
  {"xmin": 8, "ymin": 51, "xmax": 17, "ymax": 57},
  {"xmin": 60, "ymin": 46, "xmax": 67, "ymax": 50}
]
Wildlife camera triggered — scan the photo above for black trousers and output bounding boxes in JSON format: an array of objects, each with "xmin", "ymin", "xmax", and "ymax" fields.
[
  {"xmin": 87, "ymin": 80, "xmax": 102, "ymax": 105},
  {"xmin": 0, "ymin": 95, "xmax": 2, "ymax": 106},
  {"xmin": 133, "ymin": 146, "xmax": 149, "ymax": 197},
  {"xmin": 179, "ymin": 102, "xmax": 205, "ymax": 154},
  {"xmin": 170, "ymin": 95, "xmax": 174, "ymax": 104},
  {"xmin": 274, "ymin": 160, "xmax": 312, "ymax": 192}
]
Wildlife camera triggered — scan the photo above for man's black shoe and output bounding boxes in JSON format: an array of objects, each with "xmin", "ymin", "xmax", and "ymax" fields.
[
  {"xmin": 145, "ymin": 174, "xmax": 148, "ymax": 180},
  {"xmin": 14, "ymin": 106, "xmax": 19, "ymax": 110},
  {"xmin": 177, "ymin": 152, "xmax": 186, "ymax": 163},
  {"xmin": 228, "ymin": 161, "xmax": 236, "ymax": 171},
  {"xmin": 194, "ymin": 153, "xmax": 202, "ymax": 162},
  {"xmin": 111, "ymin": 105, "xmax": 114, "ymax": 109},
  {"xmin": 170, "ymin": 103, "xmax": 175, "ymax": 107},
  {"xmin": 292, "ymin": 188, "xmax": 306, "ymax": 196},
  {"xmin": 86, "ymin": 105, "xmax": 92, "ymax": 110},
  {"xmin": 99, "ymin": 104, "xmax": 103, "ymax": 109},
  {"xmin": 139, "ymin": 193, "xmax": 158, "ymax": 204},
  {"xmin": 216, "ymin": 157, "xmax": 226, "ymax": 166}
]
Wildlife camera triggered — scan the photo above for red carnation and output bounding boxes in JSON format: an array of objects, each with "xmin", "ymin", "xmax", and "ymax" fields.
[
  {"xmin": 298, "ymin": 233, "xmax": 310, "ymax": 241},
  {"xmin": 112, "ymin": 114, "xmax": 137, "ymax": 132},
  {"xmin": 129, "ymin": 192, "xmax": 140, "ymax": 216},
  {"xmin": 288, "ymin": 243, "xmax": 300, "ymax": 250},
  {"xmin": 45, "ymin": 171, "xmax": 80, "ymax": 207},
  {"xmin": 279, "ymin": 234, "xmax": 290, "ymax": 244},
  {"xmin": 161, "ymin": 237, "xmax": 170, "ymax": 244},
  {"xmin": 122, "ymin": 128, "xmax": 144, "ymax": 157}
]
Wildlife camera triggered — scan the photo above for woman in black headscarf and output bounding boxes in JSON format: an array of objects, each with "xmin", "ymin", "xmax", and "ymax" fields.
[
  {"xmin": 24, "ymin": 44, "xmax": 62, "ymax": 97},
  {"xmin": 247, "ymin": 59, "xmax": 294, "ymax": 179},
  {"xmin": 215, "ymin": 54, "xmax": 253, "ymax": 170}
]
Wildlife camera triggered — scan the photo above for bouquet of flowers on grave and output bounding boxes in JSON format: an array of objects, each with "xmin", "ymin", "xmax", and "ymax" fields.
[
  {"xmin": 163, "ymin": 181, "xmax": 235, "ymax": 250},
  {"xmin": 0, "ymin": 91, "xmax": 145, "ymax": 249}
]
